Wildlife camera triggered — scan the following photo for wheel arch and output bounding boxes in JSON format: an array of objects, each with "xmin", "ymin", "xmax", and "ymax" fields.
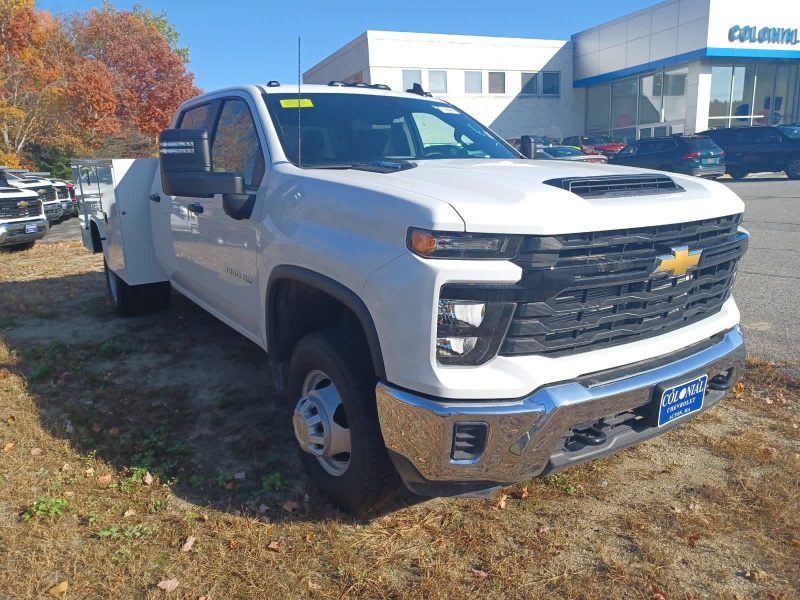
[{"xmin": 266, "ymin": 265, "xmax": 386, "ymax": 393}]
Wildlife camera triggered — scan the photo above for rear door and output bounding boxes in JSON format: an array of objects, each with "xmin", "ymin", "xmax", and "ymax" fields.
[{"xmin": 752, "ymin": 127, "xmax": 784, "ymax": 172}]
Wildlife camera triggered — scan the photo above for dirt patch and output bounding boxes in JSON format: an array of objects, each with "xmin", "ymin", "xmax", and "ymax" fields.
[{"xmin": 0, "ymin": 241, "xmax": 798, "ymax": 599}]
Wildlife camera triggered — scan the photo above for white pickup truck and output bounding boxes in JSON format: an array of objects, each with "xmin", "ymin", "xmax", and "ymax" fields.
[
  {"xmin": 75, "ymin": 83, "xmax": 748, "ymax": 513},
  {"xmin": 0, "ymin": 176, "xmax": 48, "ymax": 250}
]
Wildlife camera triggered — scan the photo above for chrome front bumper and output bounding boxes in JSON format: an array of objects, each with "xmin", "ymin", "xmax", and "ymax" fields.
[
  {"xmin": 0, "ymin": 219, "xmax": 47, "ymax": 247},
  {"xmin": 376, "ymin": 327, "xmax": 745, "ymax": 496}
]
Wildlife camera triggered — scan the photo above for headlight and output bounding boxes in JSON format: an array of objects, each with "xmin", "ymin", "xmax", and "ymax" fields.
[
  {"xmin": 437, "ymin": 298, "xmax": 515, "ymax": 365},
  {"xmin": 408, "ymin": 228, "xmax": 521, "ymax": 259}
]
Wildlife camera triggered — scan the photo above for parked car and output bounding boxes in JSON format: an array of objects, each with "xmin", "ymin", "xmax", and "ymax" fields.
[
  {"xmin": 0, "ymin": 170, "xmax": 62, "ymax": 223},
  {"xmin": 698, "ymin": 125, "xmax": 800, "ymax": 179},
  {"xmin": 506, "ymin": 135, "xmax": 558, "ymax": 157},
  {"xmin": 76, "ymin": 83, "xmax": 748, "ymax": 514},
  {"xmin": 561, "ymin": 135, "xmax": 625, "ymax": 156},
  {"xmin": 608, "ymin": 135, "xmax": 725, "ymax": 178},
  {"xmin": 0, "ymin": 185, "xmax": 48, "ymax": 250},
  {"xmin": 535, "ymin": 145, "xmax": 608, "ymax": 163}
]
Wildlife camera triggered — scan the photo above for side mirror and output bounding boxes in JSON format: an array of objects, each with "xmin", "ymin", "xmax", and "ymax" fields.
[
  {"xmin": 519, "ymin": 135, "xmax": 535, "ymax": 159},
  {"xmin": 159, "ymin": 128, "xmax": 244, "ymax": 197}
]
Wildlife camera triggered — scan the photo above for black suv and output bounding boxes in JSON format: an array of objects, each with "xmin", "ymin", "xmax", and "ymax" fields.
[
  {"xmin": 698, "ymin": 125, "xmax": 800, "ymax": 179},
  {"xmin": 608, "ymin": 135, "xmax": 725, "ymax": 178}
]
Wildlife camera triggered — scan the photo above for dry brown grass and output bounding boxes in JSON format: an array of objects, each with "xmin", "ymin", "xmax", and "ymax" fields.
[{"xmin": 0, "ymin": 241, "xmax": 798, "ymax": 599}]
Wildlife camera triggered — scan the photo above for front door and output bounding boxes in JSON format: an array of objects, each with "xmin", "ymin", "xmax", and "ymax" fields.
[{"xmin": 182, "ymin": 96, "xmax": 267, "ymax": 335}]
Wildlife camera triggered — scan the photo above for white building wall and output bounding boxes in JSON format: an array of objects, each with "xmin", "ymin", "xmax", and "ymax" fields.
[
  {"xmin": 306, "ymin": 31, "xmax": 583, "ymax": 140},
  {"xmin": 303, "ymin": 33, "xmax": 371, "ymax": 85}
]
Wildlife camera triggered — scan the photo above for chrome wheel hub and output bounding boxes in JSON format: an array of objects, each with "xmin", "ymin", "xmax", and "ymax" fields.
[{"xmin": 292, "ymin": 370, "xmax": 351, "ymax": 476}]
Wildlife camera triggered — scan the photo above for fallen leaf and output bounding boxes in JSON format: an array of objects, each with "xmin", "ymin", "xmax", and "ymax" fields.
[
  {"xmin": 48, "ymin": 581, "xmax": 68, "ymax": 597},
  {"xmin": 97, "ymin": 474, "xmax": 112, "ymax": 485},
  {"xmin": 687, "ymin": 533, "xmax": 700, "ymax": 548},
  {"xmin": 123, "ymin": 509, "xmax": 136, "ymax": 517},
  {"xmin": 282, "ymin": 500, "xmax": 300, "ymax": 513},
  {"xmin": 267, "ymin": 540, "xmax": 282, "ymax": 552},
  {"xmin": 63, "ymin": 491, "xmax": 75, "ymax": 498},
  {"xmin": 60, "ymin": 463, "xmax": 70, "ymax": 472},
  {"xmin": 6, "ymin": 415, "xmax": 15, "ymax": 425},
  {"xmin": 3, "ymin": 442, "xmax": 14, "ymax": 452},
  {"xmin": 143, "ymin": 472, "xmax": 154, "ymax": 486},
  {"xmin": 744, "ymin": 569, "xmax": 769, "ymax": 582},
  {"xmin": 85, "ymin": 467, "xmax": 95, "ymax": 477},
  {"xmin": 497, "ymin": 494, "xmax": 508, "ymax": 510},
  {"xmin": 471, "ymin": 568, "xmax": 489, "ymax": 579},
  {"xmin": 733, "ymin": 382, "xmax": 745, "ymax": 394},
  {"xmin": 520, "ymin": 486, "xmax": 529, "ymax": 500},
  {"xmin": 30, "ymin": 447, "xmax": 42, "ymax": 456},
  {"xmin": 670, "ymin": 505, "xmax": 683, "ymax": 514},
  {"xmin": 688, "ymin": 502, "xmax": 701, "ymax": 512},
  {"xmin": 156, "ymin": 578, "xmax": 179, "ymax": 592},
  {"xmin": 537, "ymin": 525, "xmax": 550, "ymax": 534},
  {"xmin": 180, "ymin": 536, "xmax": 196, "ymax": 552}
]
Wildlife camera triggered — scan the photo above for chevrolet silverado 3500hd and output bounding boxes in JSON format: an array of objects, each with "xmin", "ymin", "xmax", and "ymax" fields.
[
  {"xmin": 0, "ymin": 184, "xmax": 47, "ymax": 250},
  {"xmin": 75, "ymin": 84, "xmax": 748, "ymax": 513}
]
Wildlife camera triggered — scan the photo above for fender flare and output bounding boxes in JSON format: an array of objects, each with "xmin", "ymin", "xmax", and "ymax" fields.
[{"xmin": 266, "ymin": 265, "xmax": 386, "ymax": 381}]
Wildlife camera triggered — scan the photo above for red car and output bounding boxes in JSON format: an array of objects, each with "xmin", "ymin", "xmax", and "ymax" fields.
[{"xmin": 561, "ymin": 135, "xmax": 626, "ymax": 156}]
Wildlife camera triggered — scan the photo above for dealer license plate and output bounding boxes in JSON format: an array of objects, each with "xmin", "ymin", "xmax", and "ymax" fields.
[
  {"xmin": 657, "ymin": 374, "xmax": 708, "ymax": 427},
  {"xmin": 25, "ymin": 224, "xmax": 38, "ymax": 234}
]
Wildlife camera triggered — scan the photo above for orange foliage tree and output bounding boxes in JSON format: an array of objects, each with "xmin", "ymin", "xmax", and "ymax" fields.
[{"xmin": 0, "ymin": 0, "xmax": 198, "ymax": 168}]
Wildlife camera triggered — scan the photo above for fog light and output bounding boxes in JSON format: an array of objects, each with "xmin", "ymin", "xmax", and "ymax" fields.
[{"xmin": 437, "ymin": 336, "xmax": 478, "ymax": 357}]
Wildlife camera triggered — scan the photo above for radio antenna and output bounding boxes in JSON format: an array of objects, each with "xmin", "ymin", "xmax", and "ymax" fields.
[{"xmin": 297, "ymin": 36, "xmax": 302, "ymax": 168}]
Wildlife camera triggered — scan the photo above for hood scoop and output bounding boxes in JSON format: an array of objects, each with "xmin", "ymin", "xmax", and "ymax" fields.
[{"xmin": 544, "ymin": 174, "xmax": 684, "ymax": 198}]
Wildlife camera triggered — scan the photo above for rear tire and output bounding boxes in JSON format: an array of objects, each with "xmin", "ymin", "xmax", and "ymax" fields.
[
  {"xmin": 104, "ymin": 258, "xmax": 171, "ymax": 316},
  {"xmin": 1, "ymin": 241, "xmax": 35, "ymax": 252},
  {"xmin": 727, "ymin": 168, "xmax": 749, "ymax": 180},
  {"xmin": 288, "ymin": 328, "xmax": 399, "ymax": 515},
  {"xmin": 785, "ymin": 158, "xmax": 800, "ymax": 180}
]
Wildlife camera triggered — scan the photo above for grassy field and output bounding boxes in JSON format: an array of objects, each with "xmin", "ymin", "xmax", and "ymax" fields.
[{"xmin": 0, "ymin": 241, "xmax": 798, "ymax": 599}]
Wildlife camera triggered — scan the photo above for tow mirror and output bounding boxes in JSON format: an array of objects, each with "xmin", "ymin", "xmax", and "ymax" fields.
[
  {"xmin": 519, "ymin": 135, "xmax": 536, "ymax": 159},
  {"xmin": 158, "ymin": 128, "xmax": 244, "ymax": 197}
]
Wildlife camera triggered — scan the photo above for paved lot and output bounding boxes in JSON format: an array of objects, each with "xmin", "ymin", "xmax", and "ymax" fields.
[
  {"xmin": 42, "ymin": 178, "xmax": 798, "ymax": 361},
  {"xmin": 725, "ymin": 175, "xmax": 799, "ymax": 362}
]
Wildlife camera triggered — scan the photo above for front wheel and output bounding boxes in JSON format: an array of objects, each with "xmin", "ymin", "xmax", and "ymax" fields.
[
  {"xmin": 104, "ymin": 259, "xmax": 171, "ymax": 316},
  {"xmin": 785, "ymin": 158, "xmax": 800, "ymax": 180},
  {"xmin": 288, "ymin": 328, "xmax": 399, "ymax": 515}
]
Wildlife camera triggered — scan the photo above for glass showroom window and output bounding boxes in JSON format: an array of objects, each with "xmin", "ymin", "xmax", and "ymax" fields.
[
  {"xmin": 464, "ymin": 71, "xmax": 482, "ymax": 94},
  {"xmin": 709, "ymin": 66, "xmax": 733, "ymax": 128},
  {"xmin": 542, "ymin": 72, "xmax": 560, "ymax": 95},
  {"xmin": 638, "ymin": 73, "xmax": 662, "ymax": 125},
  {"xmin": 662, "ymin": 67, "xmax": 687, "ymax": 124},
  {"xmin": 429, "ymin": 70, "xmax": 448, "ymax": 94},
  {"xmin": 586, "ymin": 83, "xmax": 611, "ymax": 134},
  {"xmin": 521, "ymin": 72, "xmax": 538, "ymax": 95},
  {"xmin": 402, "ymin": 69, "xmax": 422, "ymax": 92},
  {"xmin": 488, "ymin": 71, "xmax": 506, "ymax": 94},
  {"xmin": 611, "ymin": 77, "xmax": 637, "ymax": 142},
  {"xmin": 731, "ymin": 65, "xmax": 756, "ymax": 126},
  {"xmin": 774, "ymin": 64, "xmax": 798, "ymax": 125}
]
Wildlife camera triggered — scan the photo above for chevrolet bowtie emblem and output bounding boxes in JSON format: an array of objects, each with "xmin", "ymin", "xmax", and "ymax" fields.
[
  {"xmin": 18, "ymin": 200, "xmax": 28, "ymax": 208},
  {"xmin": 655, "ymin": 245, "xmax": 702, "ymax": 277}
]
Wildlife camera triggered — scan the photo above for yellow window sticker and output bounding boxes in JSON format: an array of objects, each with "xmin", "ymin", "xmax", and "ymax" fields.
[{"xmin": 280, "ymin": 98, "xmax": 314, "ymax": 108}]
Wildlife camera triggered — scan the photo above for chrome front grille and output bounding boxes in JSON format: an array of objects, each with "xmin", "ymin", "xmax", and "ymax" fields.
[{"xmin": 0, "ymin": 198, "xmax": 42, "ymax": 219}]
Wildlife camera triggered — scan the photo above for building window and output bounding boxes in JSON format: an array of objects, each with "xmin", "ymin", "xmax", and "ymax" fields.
[
  {"xmin": 586, "ymin": 83, "xmax": 611, "ymax": 133},
  {"xmin": 708, "ymin": 63, "xmax": 798, "ymax": 128},
  {"xmin": 521, "ymin": 72, "xmax": 538, "ymax": 95},
  {"xmin": 402, "ymin": 69, "xmax": 422, "ymax": 92},
  {"xmin": 464, "ymin": 71, "xmax": 482, "ymax": 94},
  {"xmin": 488, "ymin": 72, "xmax": 505, "ymax": 94},
  {"xmin": 429, "ymin": 70, "xmax": 448, "ymax": 93},
  {"xmin": 542, "ymin": 72, "xmax": 560, "ymax": 95}
]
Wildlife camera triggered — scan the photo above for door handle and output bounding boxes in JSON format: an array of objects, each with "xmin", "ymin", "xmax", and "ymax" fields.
[
  {"xmin": 188, "ymin": 202, "xmax": 204, "ymax": 214},
  {"xmin": 149, "ymin": 193, "xmax": 161, "ymax": 203}
]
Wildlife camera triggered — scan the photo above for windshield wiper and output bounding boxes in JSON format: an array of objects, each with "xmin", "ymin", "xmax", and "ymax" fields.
[{"xmin": 303, "ymin": 160, "xmax": 417, "ymax": 173}]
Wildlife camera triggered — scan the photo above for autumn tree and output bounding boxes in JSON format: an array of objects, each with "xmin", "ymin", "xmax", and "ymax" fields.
[{"xmin": 70, "ymin": 3, "xmax": 200, "ymax": 155}]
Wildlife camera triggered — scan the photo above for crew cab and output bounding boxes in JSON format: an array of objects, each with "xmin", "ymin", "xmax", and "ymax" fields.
[{"xmin": 75, "ymin": 83, "xmax": 748, "ymax": 514}]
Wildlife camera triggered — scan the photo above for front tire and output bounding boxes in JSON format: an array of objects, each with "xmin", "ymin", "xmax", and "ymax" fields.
[
  {"xmin": 104, "ymin": 259, "xmax": 171, "ymax": 316},
  {"xmin": 1, "ymin": 241, "xmax": 35, "ymax": 252},
  {"xmin": 785, "ymin": 158, "xmax": 800, "ymax": 180},
  {"xmin": 288, "ymin": 328, "xmax": 399, "ymax": 515},
  {"xmin": 727, "ymin": 168, "xmax": 749, "ymax": 180}
]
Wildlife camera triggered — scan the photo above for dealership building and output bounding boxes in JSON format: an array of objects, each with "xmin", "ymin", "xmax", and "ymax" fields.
[{"xmin": 304, "ymin": 0, "xmax": 800, "ymax": 142}]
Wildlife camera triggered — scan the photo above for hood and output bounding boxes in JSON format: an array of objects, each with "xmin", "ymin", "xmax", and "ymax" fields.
[{"xmin": 306, "ymin": 159, "xmax": 745, "ymax": 235}]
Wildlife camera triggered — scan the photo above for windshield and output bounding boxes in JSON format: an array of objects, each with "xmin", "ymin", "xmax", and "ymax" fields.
[
  {"xmin": 263, "ymin": 93, "xmax": 517, "ymax": 166},
  {"xmin": 685, "ymin": 137, "xmax": 720, "ymax": 151},
  {"xmin": 778, "ymin": 125, "xmax": 800, "ymax": 139},
  {"xmin": 545, "ymin": 146, "xmax": 584, "ymax": 157}
]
